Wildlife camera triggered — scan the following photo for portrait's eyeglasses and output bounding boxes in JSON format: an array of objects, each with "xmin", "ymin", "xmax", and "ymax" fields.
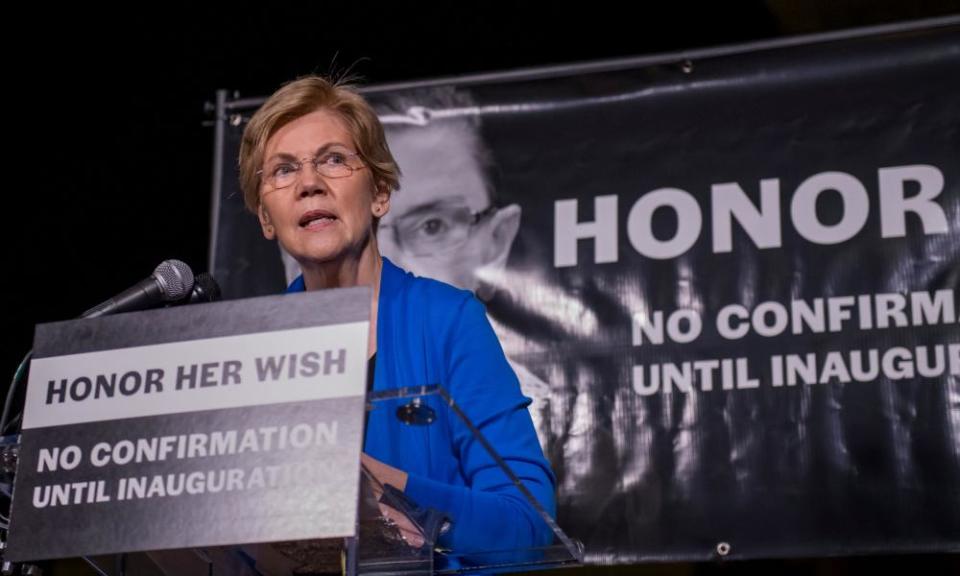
[{"xmin": 380, "ymin": 204, "xmax": 498, "ymax": 257}]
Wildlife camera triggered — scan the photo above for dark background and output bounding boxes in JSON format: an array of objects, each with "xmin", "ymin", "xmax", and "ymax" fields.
[{"xmin": 4, "ymin": 1, "xmax": 959, "ymax": 573}]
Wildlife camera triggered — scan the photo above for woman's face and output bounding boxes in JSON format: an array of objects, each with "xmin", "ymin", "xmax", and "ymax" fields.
[{"xmin": 257, "ymin": 109, "xmax": 390, "ymax": 268}]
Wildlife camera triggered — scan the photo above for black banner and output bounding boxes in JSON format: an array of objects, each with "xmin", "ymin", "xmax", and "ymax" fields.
[{"xmin": 212, "ymin": 24, "xmax": 960, "ymax": 561}]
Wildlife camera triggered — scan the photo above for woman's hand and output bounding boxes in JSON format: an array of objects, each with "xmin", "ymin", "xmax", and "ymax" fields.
[
  {"xmin": 361, "ymin": 453, "xmax": 408, "ymax": 493},
  {"xmin": 361, "ymin": 453, "xmax": 423, "ymax": 547}
]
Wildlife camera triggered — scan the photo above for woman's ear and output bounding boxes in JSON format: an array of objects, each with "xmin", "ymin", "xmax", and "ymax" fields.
[
  {"xmin": 372, "ymin": 182, "xmax": 391, "ymax": 218},
  {"xmin": 258, "ymin": 203, "xmax": 276, "ymax": 240}
]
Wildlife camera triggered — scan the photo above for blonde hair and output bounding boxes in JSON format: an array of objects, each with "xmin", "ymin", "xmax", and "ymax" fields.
[{"xmin": 238, "ymin": 75, "xmax": 401, "ymax": 213}]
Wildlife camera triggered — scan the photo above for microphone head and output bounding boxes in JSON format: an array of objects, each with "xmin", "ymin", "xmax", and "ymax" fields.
[
  {"xmin": 189, "ymin": 273, "xmax": 222, "ymax": 304},
  {"xmin": 153, "ymin": 259, "xmax": 195, "ymax": 301}
]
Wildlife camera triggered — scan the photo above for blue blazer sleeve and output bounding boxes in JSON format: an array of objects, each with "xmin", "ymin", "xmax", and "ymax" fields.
[{"xmin": 403, "ymin": 295, "xmax": 557, "ymax": 552}]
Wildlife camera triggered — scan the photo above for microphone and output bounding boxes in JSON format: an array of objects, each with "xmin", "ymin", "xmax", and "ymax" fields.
[
  {"xmin": 80, "ymin": 260, "xmax": 195, "ymax": 319},
  {"xmin": 185, "ymin": 273, "xmax": 221, "ymax": 304}
]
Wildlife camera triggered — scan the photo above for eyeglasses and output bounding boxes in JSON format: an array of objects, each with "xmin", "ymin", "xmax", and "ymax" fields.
[
  {"xmin": 257, "ymin": 148, "xmax": 365, "ymax": 190},
  {"xmin": 380, "ymin": 204, "xmax": 498, "ymax": 257}
]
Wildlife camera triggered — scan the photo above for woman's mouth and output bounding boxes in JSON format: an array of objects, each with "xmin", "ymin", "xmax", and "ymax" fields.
[{"xmin": 299, "ymin": 210, "xmax": 337, "ymax": 230}]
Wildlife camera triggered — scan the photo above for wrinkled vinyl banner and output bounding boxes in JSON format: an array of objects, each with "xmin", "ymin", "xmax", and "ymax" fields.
[{"xmin": 211, "ymin": 26, "xmax": 959, "ymax": 561}]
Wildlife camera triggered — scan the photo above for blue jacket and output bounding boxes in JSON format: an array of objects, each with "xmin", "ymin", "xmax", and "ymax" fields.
[{"xmin": 286, "ymin": 257, "xmax": 556, "ymax": 553}]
